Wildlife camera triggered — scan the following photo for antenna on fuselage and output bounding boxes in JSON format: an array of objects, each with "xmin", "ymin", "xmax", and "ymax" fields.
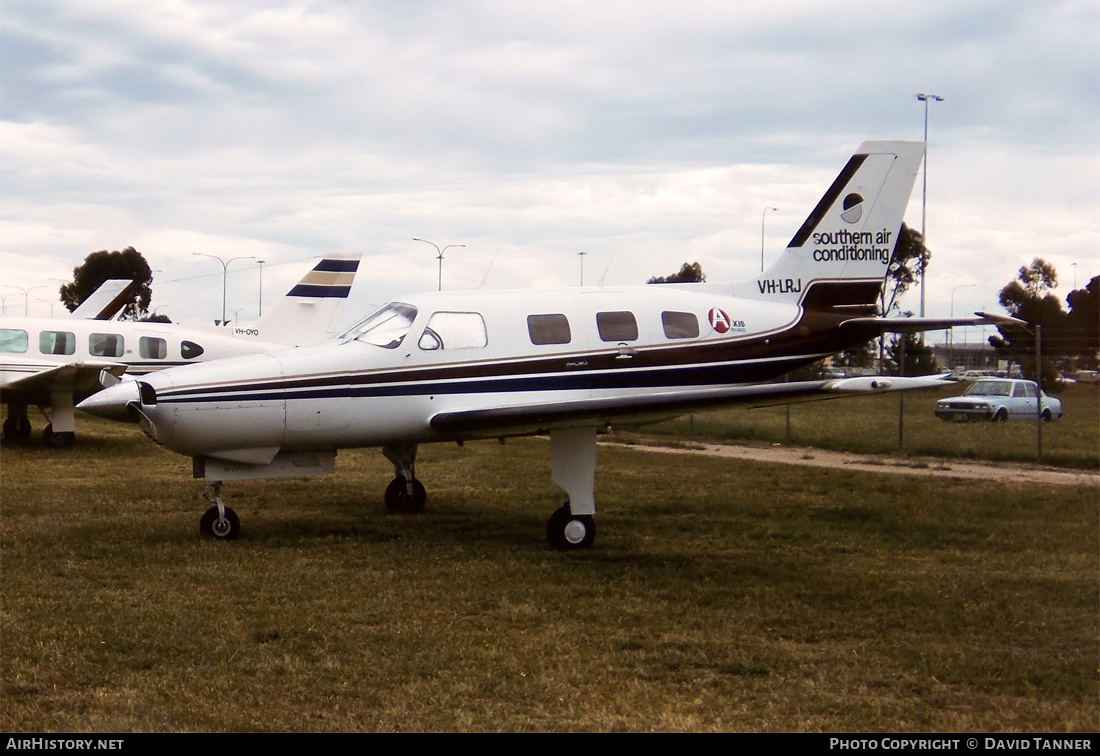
[
  {"xmin": 596, "ymin": 248, "xmax": 620, "ymax": 287},
  {"xmin": 478, "ymin": 251, "xmax": 499, "ymax": 290}
]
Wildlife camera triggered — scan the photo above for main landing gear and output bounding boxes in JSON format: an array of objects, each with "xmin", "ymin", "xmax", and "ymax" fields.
[
  {"xmin": 186, "ymin": 427, "xmax": 602, "ymax": 550},
  {"xmin": 544, "ymin": 426, "xmax": 599, "ymax": 550},
  {"xmin": 381, "ymin": 431, "xmax": 600, "ymax": 550},
  {"xmin": 2, "ymin": 399, "xmax": 76, "ymax": 448}
]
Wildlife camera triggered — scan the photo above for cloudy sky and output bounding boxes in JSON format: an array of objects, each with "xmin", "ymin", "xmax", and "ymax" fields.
[{"xmin": 2, "ymin": 0, "xmax": 1097, "ymax": 344}]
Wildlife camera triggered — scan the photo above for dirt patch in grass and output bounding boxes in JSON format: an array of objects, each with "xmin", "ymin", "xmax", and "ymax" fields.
[{"xmin": 606, "ymin": 439, "xmax": 1100, "ymax": 488}]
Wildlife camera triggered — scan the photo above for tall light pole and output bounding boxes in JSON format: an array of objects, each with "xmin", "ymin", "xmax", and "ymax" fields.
[
  {"xmin": 761, "ymin": 207, "xmax": 778, "ymax": 272},
  {"xmin": 257, "ymin": 260, "xmax": 265, "ymax": 317},
  {"xmin": 4, "ymin": 285, "xmax": 48, "ymax": 316},
  {"xmin": 916, "ymin": 92, "xmax": 944, "ymax": 329},
  {"xmin": 578, "ymin": 251, "xmax": 587, "ymax": 286},
  {"xmin": 413, "ymin": 239, "xmax": 465, "ymax": 291},
  {"xmin": 949, "ymin": 283, "xmax": 975, "ymax": 367},
  {"xmin": 192, "ymin": 253, "xmax": 256, "ymax": 324}
]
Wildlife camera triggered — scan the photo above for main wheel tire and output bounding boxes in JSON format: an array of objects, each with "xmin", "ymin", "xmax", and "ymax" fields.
[
  {"xmin": 992, "ymin": 409, "xmax": 1009, "ymax": 422},
  {"xmin": 546, "ymin": 504, "xmax": 596, "ymax": 550},
  {"xmin": 42, "ymin": 424, "xmax": 75, "ymax": 449},
  {"xmin": 1041, "ymin": 409, "xmax": 1053, "ymax": 422},
  {"xmin": 384, "ymin": 476, "xmax": 427, "ymax": 513},
  {"xmin": 199, "ymin": 506, "xmax": 241, "ymax": 540},
  {"xmin": 3, "ymin": 415, "xmax": 32, "ymax": 441}
]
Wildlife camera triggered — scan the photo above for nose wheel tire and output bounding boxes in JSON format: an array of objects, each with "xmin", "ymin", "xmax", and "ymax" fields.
[
  {"xmin": 546, "ymin": 504, "xmax": 596, "ymax": 550},
  {"xmin": 384, "ymin": 476, "xmax": 427, "ymax": 513},
  {"xmin": 200, "ymin": 505, "xmax": 240, "ymax": 540}
]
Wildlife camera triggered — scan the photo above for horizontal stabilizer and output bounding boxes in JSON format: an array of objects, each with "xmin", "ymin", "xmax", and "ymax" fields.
[
  {"xmin": 69, "ymin": 279, "xmax": 135, "ymax": 320},
  {"xmin": 840, "ymin": 311, "xmax": 1025, "ymax": 333}
]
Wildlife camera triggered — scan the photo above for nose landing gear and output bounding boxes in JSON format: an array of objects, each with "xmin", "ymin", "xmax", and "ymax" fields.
[{"xmin": 199, "ymin": 482, "xmax": 240, "ymax": 540}]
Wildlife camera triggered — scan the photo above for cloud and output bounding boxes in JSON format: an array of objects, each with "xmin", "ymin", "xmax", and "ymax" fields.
[{"xmin": 1, "ymin": 0, "xmax": 1096, "ymax": 330}]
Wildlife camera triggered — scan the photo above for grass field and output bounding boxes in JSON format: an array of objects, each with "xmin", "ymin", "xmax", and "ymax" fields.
[
  {"xmin": 642, "ymin": 382, "xmax": 1100, "ymax": 469},
  {"xmin": 1, "ymin": 407, "xmax": 1096, "ymax": 732}
]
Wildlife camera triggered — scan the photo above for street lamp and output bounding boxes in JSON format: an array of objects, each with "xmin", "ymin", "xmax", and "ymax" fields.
[
  {"xmin": 413, "ymin": 238, "xmax": 465, "ymax": 291},
  {"xmin": 761, "ymin": 207, "xmax": 778, "ymax": 272},
  {"xmin": 949, "ymin": 283, "xmax": 975, "ymax": 367},
  {"xmin": 257, "ymin": 260, "xmax": 265, "ymax": 317},
  {"xmin": 578, "ymin": 252, "xmax": 587, "ymax": 286},
  {"xmin": 916, "ymin": 92, "xmax": 944, "ymax": 326},
  {"xmin": 3, "ymin": 285, "xmax": 48, "ymax": 316},
  {"xmin": 192, "ymin": 253, "xmax": 256, "ymax": 324}
]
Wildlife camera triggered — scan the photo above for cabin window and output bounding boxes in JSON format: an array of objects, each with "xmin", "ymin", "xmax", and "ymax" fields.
[
  {"xmin": 661, "ymin": 311, "xmax": 699, "ymax": 339},
  {"xmin": 140, "ymin": 337, "xmax": 167, "ymax": 359},
  {"xmin": 0, "ymin": 329, "xmax": 28, "ymax": 353},
  {"xmin": 596, "ymin": 311, "xmax": 638, "ymax": 342},
  {"xmin": 181, "ymin": 340, "xmax": 205, "ymax": 359},
  {"xmin": 418, "ymin": 312, "xmax": 488, "ymax": 351},
  {"xmin": 341, "ymin": 303, "xmax": 418, "ymax": 349},
  {"xmin": 89, "ymin": 333, "xmax": 124, "ymax": 358},
  {"xmin": 527, "ymin": 314, "xmax": 571, "ymax": 345},
  {"xmin": 39, "ymin": 331, "xmax": 75, "ymax": 356}
]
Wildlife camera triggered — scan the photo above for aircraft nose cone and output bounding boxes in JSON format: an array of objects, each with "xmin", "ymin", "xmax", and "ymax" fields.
[{"xmin": 78, "ymin": 381, "xmax": 142, "ymax": 422}]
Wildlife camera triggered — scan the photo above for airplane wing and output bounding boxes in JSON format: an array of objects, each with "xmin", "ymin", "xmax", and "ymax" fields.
[
  {"xmin": 840, "ymin": 312, "xmax": 1026, "ymax": 333},
  {"xmin": 1, "ymin": 359, "xmax": 128, "ymax": 398},
  {"xmin": 429, "ymin": 375, "xmax": 950, "ymax": 437}
]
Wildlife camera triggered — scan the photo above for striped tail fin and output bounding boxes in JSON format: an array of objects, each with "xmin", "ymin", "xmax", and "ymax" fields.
[
  {"xmin": 733, "ymin": 140, "xmax": 925, "ymax": 313},
  {"xmin": 233, "ymin": 253, "xmax": 361, "ymax": 346}
]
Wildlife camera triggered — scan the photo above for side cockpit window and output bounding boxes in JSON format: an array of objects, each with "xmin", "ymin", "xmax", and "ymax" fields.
[
  {"xmin": 418, "ymin": 312, "xmax": 487, "ymax": 351},
  {"xmin": 341, "ymin": 303, "xmax": 419, "ymax": 349},
  {"xmin": 527, "ymin": 314, "xmax": 571, "ymax": 346}
]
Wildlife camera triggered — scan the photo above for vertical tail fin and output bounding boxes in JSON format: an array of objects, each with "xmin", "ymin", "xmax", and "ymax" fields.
[
  {"xmin": 232, "ymin": 253, "xmax": 361, "ymax": 346},
  {"xmin": 734, "ymin": 140, "xmax": 925, "ymax": 310}
]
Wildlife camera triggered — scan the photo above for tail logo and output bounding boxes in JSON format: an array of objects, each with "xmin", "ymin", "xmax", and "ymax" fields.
[{"xmin": 840, "ymin": 193, "xmax": 864, "ymax": 224}]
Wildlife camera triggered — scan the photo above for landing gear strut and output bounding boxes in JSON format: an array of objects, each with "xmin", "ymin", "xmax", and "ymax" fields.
[
  {"xmin": 199, "ymin": 482, "xmax": 240, "ymax": 540},
  {"xmin": 382, "ymin": 443, "xmax": 426, "ymax": 513},
  {"xmin": 546, "ymin": 426, "xmax": 599, "ymax": 550}
]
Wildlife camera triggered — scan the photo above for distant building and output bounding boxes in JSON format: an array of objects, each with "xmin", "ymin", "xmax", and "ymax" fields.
[{"xmin": 933, "ymin": 342, "xmax": 998, "ymax": 373}]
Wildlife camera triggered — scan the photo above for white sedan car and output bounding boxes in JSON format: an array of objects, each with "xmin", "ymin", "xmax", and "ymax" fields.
[{"xmin": 935, "ymin": 378, "xmax": 1063, "ymax": 423}]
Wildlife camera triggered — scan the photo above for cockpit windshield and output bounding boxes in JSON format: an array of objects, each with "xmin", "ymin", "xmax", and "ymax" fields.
[{"xmin": 339, "ymin": 303, "xmax": 418, "ymax": 348}]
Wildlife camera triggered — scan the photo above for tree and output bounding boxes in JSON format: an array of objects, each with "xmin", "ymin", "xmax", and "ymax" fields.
[
  {"xmin": 647, "ymin": 262, "xmax": 705, "ymax": 284},
  {"xmin": 878, "ymin": 223, "xmax": 923, "ymax": 318},
  {"xmin": 884, "ymin": 331, "xmax": 939, "ymax": 376},
  {"xmin": 59, "ymin": 247, "xmax": 153, "ymax": 320},
  {"xmin": 1063, "ymin": 275, "xmax": 1099, "ymax": 370},
  {"xmin": 989, "ymin": 258, "xmax": 1067, "ymax": 385}
]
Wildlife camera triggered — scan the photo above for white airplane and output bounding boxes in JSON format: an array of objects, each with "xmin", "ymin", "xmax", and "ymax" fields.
[
  {"xmin": 1, "ymin": 253, "xmax": 360, "ymax": 447},
  {"xmin": 80, "ymin": 140, "xmax": 1005, "ymax": 548}
]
